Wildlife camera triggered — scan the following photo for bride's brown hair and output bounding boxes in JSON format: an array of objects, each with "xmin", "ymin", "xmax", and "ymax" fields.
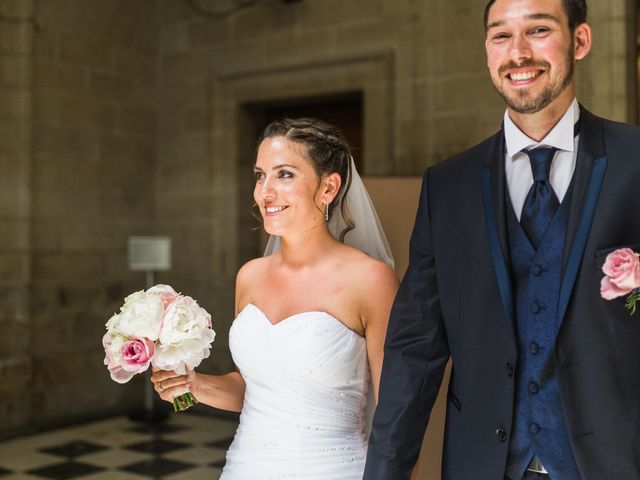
[{"xmin": 257, "ymin": 117, "xmax": 355, "ymax": 241}]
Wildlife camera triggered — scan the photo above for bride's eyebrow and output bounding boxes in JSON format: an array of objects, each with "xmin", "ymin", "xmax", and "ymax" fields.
[{"xmin": 273, "ymin": 163, "xmax": 298, "ymax": 170}]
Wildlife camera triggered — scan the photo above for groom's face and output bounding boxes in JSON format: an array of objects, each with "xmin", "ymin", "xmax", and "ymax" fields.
[{"xmin": 484, "ymin": 0, "xmax": 577, "ymax": 115}]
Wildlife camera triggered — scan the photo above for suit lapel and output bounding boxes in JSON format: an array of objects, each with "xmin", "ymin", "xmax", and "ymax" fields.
[
  {"xmin": 481, "ymin": 131, "xmax": 516, "ymax": 338},
  {"xmin": 557, "ymin": 107, "xmax": 608, "ymax": 325}
]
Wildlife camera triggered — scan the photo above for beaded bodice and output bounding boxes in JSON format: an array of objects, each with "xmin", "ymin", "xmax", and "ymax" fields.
[{"xmin": 220, "ymin": 303, "xmax": 370, "ymax": 479}]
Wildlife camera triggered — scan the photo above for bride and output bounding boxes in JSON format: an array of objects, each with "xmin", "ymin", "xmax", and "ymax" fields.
[{"xmin": 151, "ymin": 117, "xmax": 398, "ymax": 479}]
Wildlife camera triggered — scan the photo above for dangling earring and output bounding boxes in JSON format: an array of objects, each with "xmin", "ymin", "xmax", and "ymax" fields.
[{"xmin": 324, "ymin": 202, "xmax": 329, "ymax": 222}]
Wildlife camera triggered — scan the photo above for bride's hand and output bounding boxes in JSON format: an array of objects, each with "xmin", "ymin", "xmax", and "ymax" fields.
[{"xmin": 150, "ymin": 368, "xmax": 194, "ymax": 402}]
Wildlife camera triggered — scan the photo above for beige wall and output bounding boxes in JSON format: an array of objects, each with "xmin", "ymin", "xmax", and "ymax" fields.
[
  {"xmin": 0, "ymin": 0, "xmax": 635, "ymax": 449},
  {"xmin": 0, "ymin": 0, "xmax": 34, "ymax": 433}
]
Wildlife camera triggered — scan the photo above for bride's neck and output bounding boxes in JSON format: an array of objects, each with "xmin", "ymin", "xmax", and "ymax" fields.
[{"xmin": 277, "ymin": 228, "xmax": 337, "ymax": 266}]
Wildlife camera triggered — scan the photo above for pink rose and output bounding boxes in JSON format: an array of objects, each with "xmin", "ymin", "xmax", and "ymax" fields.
[
  {"xmin": 146, "ymin": 284, "xmax": 180, "ymax": 309},
  {"xmin": 600, "ymin": 248, "xmax": 640, "ymax": 300},
  {"xmin": 102, "ymin": 332, "xmax": 136, "ymax": 384},
  {"xmin": 121, "ymin": 337, "xmax": 155, "ymax": 374}
]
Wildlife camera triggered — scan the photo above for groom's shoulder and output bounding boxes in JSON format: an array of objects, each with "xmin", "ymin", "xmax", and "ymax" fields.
[
  {"xmin": 583, "ymin": 107, "xmax": 640, "ymax": 147},
  {"xmin": 598, "ymin": 115, "xmax": 640, "ymax": 144},
  {"xmin": 429, "ymin": 130, "xmax": 501, "ymax": 177}
]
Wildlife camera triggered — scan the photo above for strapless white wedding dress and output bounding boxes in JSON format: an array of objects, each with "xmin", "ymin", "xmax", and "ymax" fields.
[{"xmin": 219, "ymin": 303, "xmax": 371, "ymax": 479}]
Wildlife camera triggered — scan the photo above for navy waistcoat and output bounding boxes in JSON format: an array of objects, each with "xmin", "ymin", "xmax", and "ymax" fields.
[{"xmin": 504, "ymin": 185, "xmax": 581, "ymax": 480}]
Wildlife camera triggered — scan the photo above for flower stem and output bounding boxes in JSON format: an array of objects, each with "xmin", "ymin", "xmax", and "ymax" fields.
[{"xmin": 172, "ymin": 392, "xmax": 199, "ymax": 412}]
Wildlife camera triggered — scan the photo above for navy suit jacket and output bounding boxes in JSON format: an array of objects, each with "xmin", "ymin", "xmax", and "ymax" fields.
[{"xmin": 364, "ymin": 108, "xmax": 640, "ymax": 480}]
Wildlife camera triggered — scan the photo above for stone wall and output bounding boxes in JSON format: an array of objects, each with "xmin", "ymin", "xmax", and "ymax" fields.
[
  {"xmin": 0, "ymin": 0, "xmax": 635, "ymax": 437},
  {"xmin": 0, "ymin": 0, "xmax": 34, "ymax": 433},
  {"xmin": 1, "ymin": 0, "xmax": 159, "ymax": 437}
]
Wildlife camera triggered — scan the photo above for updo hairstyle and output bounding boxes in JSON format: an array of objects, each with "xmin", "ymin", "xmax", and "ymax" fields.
[{"xmin": 258, "ymin": 117, "xmax": 355, "ymax": 240}]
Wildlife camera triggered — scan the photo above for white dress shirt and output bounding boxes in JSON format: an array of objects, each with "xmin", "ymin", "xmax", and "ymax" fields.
[{"xmin": 504, "ymin": 98, "xmax": 580, "ymax": 220}]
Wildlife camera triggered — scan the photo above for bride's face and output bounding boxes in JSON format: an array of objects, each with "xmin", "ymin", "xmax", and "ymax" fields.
[{"xmin": 253, "ymin": 136, "xmax": 325, "ymax": 236}]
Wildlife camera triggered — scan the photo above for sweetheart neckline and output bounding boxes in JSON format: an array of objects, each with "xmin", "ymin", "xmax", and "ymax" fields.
[{"xmin": 241, "ymin": 303, "xmax": 364, "ymax": 338}]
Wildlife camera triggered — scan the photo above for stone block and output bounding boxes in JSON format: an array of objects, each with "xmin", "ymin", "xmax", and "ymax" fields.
[
  {"xmin": 33, "ymin": 61, "xmax": 86, "ymax": 94},
  {"xmin": 0, "ymin": 286, "xmax": 29, "ymax": 326},
  {"xmin": 159, "ymin": 22, "xmax": 190, "ymax": 53},
  {"xmin": 161, "ymin": 50, "xmax": 210, "ymax": 81},
  {"xmin": 188, "ymin": 19, "xmax": 229, "ymax": 47},
  {"xmin": 114, "ymin": 51, "xmax": 157, "ymax": 85},
  {"xmin": 0, "ymin": 54, "xmax": 31, "ymax": 86},
  {"xmin": 265, "ymin": 29, "xmax": 337, "ymax": 65},
  {"xmin": 0, "ymin": 116, "xmax": 27, "ymax": 151},
  {"xmin": 89, "ymin": 71, "xmax": 134, "ymax": 102},
  {"xmin": 32, "ymin": 252, "xmax": 105, "ymax": 282},
  {"xmin": 0, "ymin": 87, "xmax": 31, "ymax": 119},
  {"xmin": 32, "ymin": 29, "xmax": 58, "ymax": 60},
  {"xmin": 0, "ymin": 253, "xmax": 28, "ymax": 284},
  {"xmin": 33, "ymin": 125, "xmax": 98, "ymax": 170},
  {"xmin": 116, "ymin": 105, "xmax": 156, "ymax": 136},
  {"xmin": 0, "ymin": 21, "xmax": 33, "ymax": 54},
  {"xmin": 159, "ymin": 0, "xmax": 195, "ymax": 25},
  {"xmin": 0, "ymin": 218, "xmax": 29, "ymax": 250},
  {"xmin": 292, "ymin": 0, "xmax": 382, "ymax": 31},
  {"xmin": 232, "ymin": 5, "xmax": 297, "ymax": 42},
  {"xmin": 59, "ymin": 34, "xmax": 114, "ymax": 69},
  {"xmin": 98, "ymin": 133, "xmax": 154, "ymax": 170},
  {"xmin": 33, "ymin": 92, "xmax": 116, "ymax": 130},
  {"xmin": 0, "ymin": 355, "xmax": 32, "ymax": 433},
  {"xmin": 0, "ymin": 0, "xmax": 34, "ymax": 18},
  {"xmin": 432, "ymin": 73, "xmax": 496, "ymax": 114}
]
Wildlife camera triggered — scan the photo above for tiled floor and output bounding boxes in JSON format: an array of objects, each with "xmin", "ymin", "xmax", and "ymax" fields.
[{"xmin": 0, "ymin": 412, "xmax": 239, "ymax": 479}]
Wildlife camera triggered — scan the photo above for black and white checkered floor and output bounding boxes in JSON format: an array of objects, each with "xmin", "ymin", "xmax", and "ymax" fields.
[{"xmin": 0, "ymin": 412, "xmax": 239, "ymax": 479}]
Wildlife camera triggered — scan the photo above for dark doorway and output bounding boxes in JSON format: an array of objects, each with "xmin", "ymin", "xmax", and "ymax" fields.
[{"xmin": 250, "ymin": 92, "xmax": 363, "ymax": 171}]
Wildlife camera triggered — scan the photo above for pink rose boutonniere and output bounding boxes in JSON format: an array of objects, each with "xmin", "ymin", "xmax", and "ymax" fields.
[{"xmin": 600, "ymin": 248, "xmax": 640, "ymax": 314}]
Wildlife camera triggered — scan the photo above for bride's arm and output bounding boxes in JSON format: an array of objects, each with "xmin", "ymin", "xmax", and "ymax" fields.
[
  {"xmin": 360, "ymin": 263, "xmax": 420, "ymax": 477},
  {"xmin": 151, "ymin": 369, "xmax": 246, "ymax": 413},
  {"xmin": 151, "ymin": 258, "xmax": 264, "ymax": 413},
  {"xmin": 360, "ymin": 261, "xmax": 399, "ymax": 404}
]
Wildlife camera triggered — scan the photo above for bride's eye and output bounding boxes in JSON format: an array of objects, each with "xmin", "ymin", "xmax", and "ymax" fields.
[
  {"xmin": 278, "ymin": 170, "xmax": 294, "ymax": 179},
  {"xmin": 254, "ymin": 170, "xmax": 265, "ymax": 181}
]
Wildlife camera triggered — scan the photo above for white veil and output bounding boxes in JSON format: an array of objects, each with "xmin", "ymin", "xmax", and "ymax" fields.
[{"xmin": 263, "ymin": 157, "xmax": 394, "ymax": 268}]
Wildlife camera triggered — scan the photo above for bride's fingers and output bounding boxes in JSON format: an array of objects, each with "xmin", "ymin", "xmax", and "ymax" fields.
[{"xmin": 155, "ymin": 377, "xmax": 189, "ymax": 392}]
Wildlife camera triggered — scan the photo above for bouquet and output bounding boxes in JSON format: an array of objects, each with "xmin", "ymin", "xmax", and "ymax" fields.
[
  {"xmin": 102, "ymin": 284, "xmax": 216, "ymax": 412},
  {"xmin": 600, "ymin": 248, "xmax": 640, "ymax": 315}
]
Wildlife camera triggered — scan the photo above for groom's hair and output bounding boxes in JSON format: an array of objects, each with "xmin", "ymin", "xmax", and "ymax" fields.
[{"xmin": 484, "ymin": 0, "xmax": 587, "ymax": 32}]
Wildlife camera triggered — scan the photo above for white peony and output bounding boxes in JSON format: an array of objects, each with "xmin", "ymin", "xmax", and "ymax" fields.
[
  {"xmin": 107, "ymin": 290, "xmax": 165, "ymax": 341},
  {"xmin": 153, "ymin": 295, "xmax": 216, "ymax": 374}
]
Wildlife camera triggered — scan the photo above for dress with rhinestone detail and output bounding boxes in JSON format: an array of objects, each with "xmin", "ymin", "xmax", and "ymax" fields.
[{"xmin": 220, "ymin": 303, "xmax": 370, "ymax": 479}]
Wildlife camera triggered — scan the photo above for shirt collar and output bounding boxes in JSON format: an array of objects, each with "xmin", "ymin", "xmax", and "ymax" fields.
[{"xmin": 503, "ymin": 98, "xmax": 580, "ymax": 158}]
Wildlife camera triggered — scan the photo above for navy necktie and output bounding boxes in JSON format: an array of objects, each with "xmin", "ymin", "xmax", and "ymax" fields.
[{"xmin": 520, "ymin": 147, "xmax": 559, "ymax": 249}]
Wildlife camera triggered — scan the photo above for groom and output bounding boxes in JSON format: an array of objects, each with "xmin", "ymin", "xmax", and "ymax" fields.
[{"xmin": 364, "ymin": 0, "xmax": 640, "ymax": 479}]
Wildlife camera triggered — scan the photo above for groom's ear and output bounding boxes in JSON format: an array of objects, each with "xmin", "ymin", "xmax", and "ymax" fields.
[{"xmin": 322, "ymin": 172, "xmax": 342, "ymax": 204}]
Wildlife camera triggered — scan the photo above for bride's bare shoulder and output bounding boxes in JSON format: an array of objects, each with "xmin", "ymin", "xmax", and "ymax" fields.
[
  {"xmin": 337, "ymin": 244, "xmax": 397, "ymax": 287},
  {"xmin": 236, "ymin": 257, "xmax": 271, "ymax": 307},
  {"xmin": 237, "ymin": 256, "xmax": 271, "ymax": 290}
]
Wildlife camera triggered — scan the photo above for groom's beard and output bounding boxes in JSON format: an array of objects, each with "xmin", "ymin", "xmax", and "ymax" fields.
[{"xmin": 494, "ymin": 43, "xmax": 575, "ymax": 115}]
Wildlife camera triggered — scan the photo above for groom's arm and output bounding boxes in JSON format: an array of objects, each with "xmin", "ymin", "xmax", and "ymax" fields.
[{"xmin": 364, "ymin": 168, "xmax": 450, "ymax": 480}]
